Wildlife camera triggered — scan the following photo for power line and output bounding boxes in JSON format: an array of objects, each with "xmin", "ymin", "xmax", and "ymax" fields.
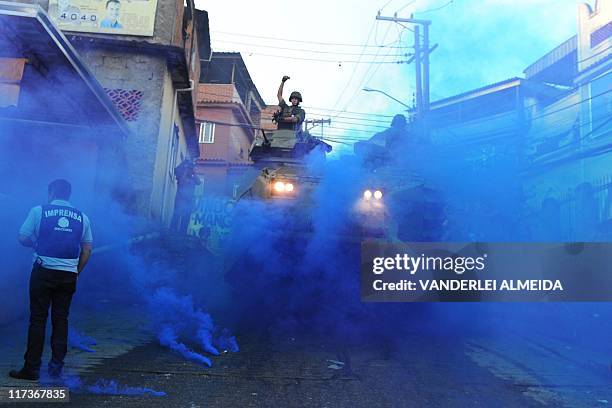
[
  {"xmin": 328, "ymin": 22, "xmax": 380, "ymax": 113},
  {"xmin": 424, "ymin": 89, "xmax": 610, "ymax": 141},
  {"xmin": 363, "ymin": 32, "xmax": 409, "ymax": 91},
  {"xmin": 436, "ymin": 109, "xmax": 583, "ymax": 148},
  {"xmin": 228, "ymin": 51, "xmax": 412, "ymax": 64},
  {"xmin": 325, "ymin": 91, "xmax": 611, "ymax": 147},
  {"xmin": 321, "ymin": 138, "xmax": 354, "ymax": 146},
  {"xmin": 450, "ymin": 112, "xmax": 602, "ymax": 151},
  {"xmin": 379, "ymin": 0, "xmax": 396, "ymax": 12},
  {"xmin": 213, "ymin": 39, "xmax": 411, "ymax": 57},
  {"xmin": 333, "ymin": 23, "xmax": 400, "ymax": 117},
  {"xmin": 417, "ymin": 0, "xmax": 453, "ymax": 14},
  {"xmin": 307, "ymin": 108, "xmax": 395, "ymax": 117},
  {"xmin": 211, "ymin": 30, "xmax": 407, "ymax": 48},
  {"xmin": 196, "ymin": 88, "xmax": 398, "ymax": 119},
  {"xmin": 343, "ymin": 25, "xmax": 409, "ymax": 113},
  {"xmin": 396, "ymin": 0, "xmax": 418, "ymax": 13},
  {"xmin": 307, "ymin": 113, "xmax": 392, "ymax": 124},
  {"xmin": 531, "ymin": 89, "xmax": 610, "ymax": 121},
  {"xmin": 327, "ymin": 127, "xmax": 382, "ymax": 133},
  {"xmin": 323, "ymin": 117, "xmax": 611, "ymax": 171},
  {"xmin": 324, "ymin": 91, "xmax": 611, "ymax": 143},
  {"xmin": 199, "ymin": 101, "xmax": 608, "ymax": 152},
  {"xmin": 325, "ymin": 119, "xmax": 388, "ymax": 129},
  {"xmin": 577, "ymin": 45, "xmax": 612, "ymax": 64},
  {"xmin": 430, "ymin": 101, "xmax": 609, "ymax": 151},
  {"xmin": 196, "ymin": 117, "xmax": 383, "ymax": 137},
  {"xmin": 196, "ymin": 87, "xmax": 610, "ymax": 137},
  {"xmin": 197, "ymin": 71, "xmax": 609, "ymax": 133},
  {"xmin": 529, "ymin": 116, "xmax": 612, "ymax": 160}
]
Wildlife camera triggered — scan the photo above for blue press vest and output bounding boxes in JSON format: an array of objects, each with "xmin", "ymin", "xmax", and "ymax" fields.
[{"xmin": 37, "ymin": 204, "xmax": 84, "ymax": 259}]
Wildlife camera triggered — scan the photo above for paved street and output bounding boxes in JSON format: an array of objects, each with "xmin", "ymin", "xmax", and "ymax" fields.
[{"xmin": 2, "ymin": 312, "xmax": 610, "ymax": 407}]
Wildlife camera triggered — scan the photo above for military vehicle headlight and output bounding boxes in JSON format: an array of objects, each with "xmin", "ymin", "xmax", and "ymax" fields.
[
  {"xmin": 363, "ymin": 189, "xmax": 373, "ymax": 200},
  {"xmin": 274, "ymin": 181, "xmax": 286, "ymax": 192},
  {"xmin": 285, "ymin": 183, "xmax": 294, "ymax": 192},
  {"xmin": 374, "ymin": 190, "xmax": 383, "ymax": 200}
]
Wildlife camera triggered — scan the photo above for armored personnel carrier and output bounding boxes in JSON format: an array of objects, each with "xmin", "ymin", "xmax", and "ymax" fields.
[
  {"xmin": 237, "ymin": 127, "xmax": 332, "ymax": 203},
  {"xmin": 350, "ymin": 126, "xmax": 447, "ymax": 242},
  {"xmin": 235, "ymin": 118, "xmax": 446, "ymax": 242}
]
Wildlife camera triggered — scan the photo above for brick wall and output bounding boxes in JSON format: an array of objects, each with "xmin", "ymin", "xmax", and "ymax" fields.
[
  {"xmin": 260, "ymin": 105, "xmax": 279, "ymax": 131},
  {"xmin": 196, "ymin": 107, "xmax": 231, "ymax": 160},
  {"xmin": 195, "ymin": 83, "xmax": 257, "ymax": 198},
  {"xmin": 197, "ymin": 84, "xmax": 242, "ymax": 104},
  {"xmin": 74, "ymin": 48, "xmax": 167, "ymax": 216}
]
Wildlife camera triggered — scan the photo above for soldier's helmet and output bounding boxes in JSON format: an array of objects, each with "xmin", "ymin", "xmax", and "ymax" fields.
[
  {"xmin": 391, "ymin": 114, "xmax": 407, "ymax": 128},
  {"xmin": 289, "ymin": 91, "xmax": 302, "ymax": 103}
]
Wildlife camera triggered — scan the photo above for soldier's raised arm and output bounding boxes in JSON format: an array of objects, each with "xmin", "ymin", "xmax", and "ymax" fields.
[{"xmin": 277, "ymin": 75, "xmax": 290, "ymax": 104}]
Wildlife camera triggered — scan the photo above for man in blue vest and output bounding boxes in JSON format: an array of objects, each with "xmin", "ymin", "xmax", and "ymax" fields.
[{"xmin": 9, "ymin": 179, "xmax": 93, "ymax": 381}]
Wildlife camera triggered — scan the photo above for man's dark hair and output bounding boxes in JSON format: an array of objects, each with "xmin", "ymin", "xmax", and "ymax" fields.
[
  {"xmin": 48, "ymin": 179, "xmax": 72, "ymax": 200},
  {"xmin": 106, "ymin": 0, "xmax": 120, "ymax": 8}
]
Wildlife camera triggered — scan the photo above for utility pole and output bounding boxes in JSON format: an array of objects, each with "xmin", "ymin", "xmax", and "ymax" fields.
[
  {"xmin": 414, "ymin": 24, "xmax": 422, "ymax": 114},
  {"xmin": 422, "ymin": 23, "xmax": 430, "ymax": 112},
  {"xmin": 376, "ymin": 13, "xmax": 432, "ymax": 116},
  {"xmin": 305, "ymin": 118, "xmax": 331, "ymax": 135}
]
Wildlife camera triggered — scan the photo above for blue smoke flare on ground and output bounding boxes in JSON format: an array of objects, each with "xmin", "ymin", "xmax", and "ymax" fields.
[
  {"xmin": 68, "ymin": 327, "xmax": 97, "ymax": 353},
  {"xmin": 149, "ymin": 287, "xmax": 239, "ymax": 366}
]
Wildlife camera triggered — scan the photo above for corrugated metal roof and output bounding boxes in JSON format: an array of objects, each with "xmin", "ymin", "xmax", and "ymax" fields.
[
  {"xmin": 430, "ymin": 77, "xmax": 522, "ymax": 109},
  {"xmin": 524, "ymin": 36, "xmax": 577, "ymax": 79}
]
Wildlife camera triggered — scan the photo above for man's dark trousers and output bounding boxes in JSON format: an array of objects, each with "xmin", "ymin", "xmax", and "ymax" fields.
[{"xmin": 24, "ymin": 264, "xmax": 77, "ymax": 374}]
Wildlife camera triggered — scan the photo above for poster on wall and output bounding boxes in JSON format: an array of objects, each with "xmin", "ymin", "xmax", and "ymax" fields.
[
  {"xmin": 48, "ymin": 0, "xmax": 158, "ymax": 36},
  {"xmin": 187, "ymin": 196, "xmax": 236, "ymax": 255}
]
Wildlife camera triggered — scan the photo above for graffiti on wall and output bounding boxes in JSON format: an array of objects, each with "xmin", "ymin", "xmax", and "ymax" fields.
[{"xmin": 187, "ymin": 196, "xmax": 235, "ymax": 254}]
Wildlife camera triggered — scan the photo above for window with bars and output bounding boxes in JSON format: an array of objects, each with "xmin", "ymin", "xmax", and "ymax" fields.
[{"xmin": 199, "ymin": 122, "xmax": 215, "ymax": 143}]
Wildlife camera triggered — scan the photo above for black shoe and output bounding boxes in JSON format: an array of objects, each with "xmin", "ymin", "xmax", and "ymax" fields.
[
  {"xmin": 48, "ymin": 365, "xmax": 62, "ymax": 380},
  {"xmin": 9, "ymin": 369, "xmax": 39, "ymax": 381},
  {"xmin": 47, "ymin": 360, "xmax": 64, "ymax": 380}
]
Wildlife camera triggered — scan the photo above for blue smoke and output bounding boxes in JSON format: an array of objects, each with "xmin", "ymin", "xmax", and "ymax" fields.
[
  {"xmin": 149, "ymin": 287, "xmax": 223, "ymax": 366},
  {"xmin": 86, "ymin": 379, "xmax": 166, "ymax": 397},
  {"xmin": 59, "ymin": 375, "xmax": 165, "ymax": 397},
  {"xmin": 1, "ymin": 2, "xmax": 610, "ymax": 399},
  {"xmin": 68, "ymin": 327, "xmax": 97, "ymax": 353}
]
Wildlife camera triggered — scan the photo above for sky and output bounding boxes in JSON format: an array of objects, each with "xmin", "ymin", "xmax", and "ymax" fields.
[{"xmin": 196, "ymin": 0, "xmax": 584, "ymax": 143}]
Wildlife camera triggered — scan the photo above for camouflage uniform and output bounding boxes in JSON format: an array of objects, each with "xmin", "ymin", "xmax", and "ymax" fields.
[{"xmin": 277, "ymin": 99, "xmax": 305, "ymax": 132}]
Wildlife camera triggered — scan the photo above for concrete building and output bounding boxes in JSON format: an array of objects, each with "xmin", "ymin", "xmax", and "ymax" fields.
[
  {"xmin": 188, "ymin": 52, "xmax": 266, "ymax": 252},
  {"xmin": 1, "ymin": 0, "xmax": 211, "ymax": 225},
  {"xmin": 419, "ymin": 77, "xmax": 567, "ymax": 240},
  {"xmin": 428, "ymin": 77, "xmax": 565, "ymax": 159},
  {"xmin": 522, "ymin": 0, "xmax": 611, "ymax": 240},
  {"xmin": 0, "ymin": 2, "xmax": 128, "ymax": 213},
  {"xmin": 420, "ymin": 1, "xmax": 610, "ymax": 240},
  {"xmin": 195, "ymin": 52, "xmax": 265, "ymax": 198}
]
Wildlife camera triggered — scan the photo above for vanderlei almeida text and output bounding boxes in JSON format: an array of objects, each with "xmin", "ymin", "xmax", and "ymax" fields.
[{"xmin": 370, "ymin": 254, "xmax": 563, "ymax": 292}]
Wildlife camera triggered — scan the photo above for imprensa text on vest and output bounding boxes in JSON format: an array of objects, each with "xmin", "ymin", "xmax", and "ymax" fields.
[{"xmin": 44, "ymin": 208, "xmax": 82, "ymax": 222}]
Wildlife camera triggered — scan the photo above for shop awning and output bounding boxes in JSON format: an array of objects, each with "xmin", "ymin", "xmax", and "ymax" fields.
[{"xmin": 0, "ymin": 1, "xmax": 128, "ymax": 136}]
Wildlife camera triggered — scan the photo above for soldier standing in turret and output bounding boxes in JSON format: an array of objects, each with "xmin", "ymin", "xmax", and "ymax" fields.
[{"xmin": 276, "ymin": 75, "xmax": 305, "ymax": 136}]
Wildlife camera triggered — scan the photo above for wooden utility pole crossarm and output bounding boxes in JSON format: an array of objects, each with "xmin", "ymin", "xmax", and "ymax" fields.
[{"xmin": 375, "ymin": 14, "xmax": 433, "ymax": 116}]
